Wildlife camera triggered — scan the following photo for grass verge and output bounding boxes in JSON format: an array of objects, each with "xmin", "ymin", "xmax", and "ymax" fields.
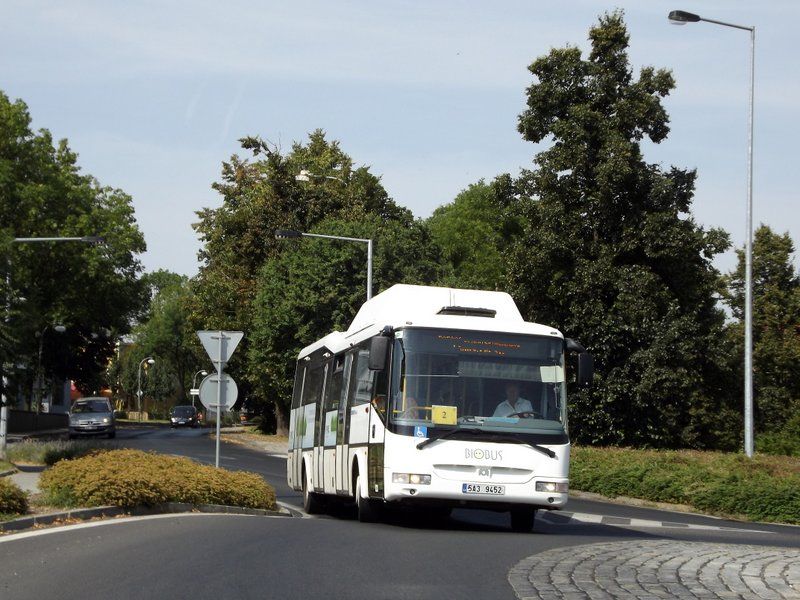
[
  {"xmin": 571, "ymin": 446, "xmax": 800, "ymax": 524},
  {"xmin": 7, "ymin": 439, "xmax": 114, "ymax": 466}
]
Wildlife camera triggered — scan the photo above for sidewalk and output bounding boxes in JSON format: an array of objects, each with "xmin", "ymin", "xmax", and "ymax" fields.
[{"xmin": 7, "ymin": 470, "xmax": 41, "ymax": 494}]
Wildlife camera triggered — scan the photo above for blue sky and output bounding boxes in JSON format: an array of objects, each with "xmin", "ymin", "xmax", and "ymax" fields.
[{"xmin": 2, "ymin": 1, "xmax": 797, "ymax": 277}]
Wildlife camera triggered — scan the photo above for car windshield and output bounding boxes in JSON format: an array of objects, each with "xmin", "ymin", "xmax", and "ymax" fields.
[
  {"xmin": 72, "ymin": 400, "xmax": 111, "ymax": 413},
  {"xmin": 390, "ymin": 329, "xmax": 566, "ymax": 435},
  {"xmin": 172, "ymin": 407, "xmax": 195, "ymax": 417}
]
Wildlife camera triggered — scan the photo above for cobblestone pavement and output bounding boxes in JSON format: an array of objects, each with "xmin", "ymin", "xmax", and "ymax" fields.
[{"xmin": 509, "ymin": 540, "xmax": 800, "ymax": 599}]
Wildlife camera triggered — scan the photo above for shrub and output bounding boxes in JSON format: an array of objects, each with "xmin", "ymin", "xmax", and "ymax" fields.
[
  {"xmin": 39, "ymin": 449, "xmax": 277, "ymax": 510},
  {"xmin": 757, "ymin": 413, "xmax": 800, "ymax": 457},
  {"xmin": 7, "ymin": 440, "xmax": 112, "ymax": 466},
  {"xmin": 570, "ymin": 446, "xmax": 800, "ymax": 524},
  {"xmin": 0, "ymin": 477, "xmax": 28, "ymax": 516}
]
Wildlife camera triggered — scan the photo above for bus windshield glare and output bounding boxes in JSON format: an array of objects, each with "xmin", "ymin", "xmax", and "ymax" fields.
[{"xmin": 390, "ymin": 329, "xmax": 566, "ymax": 434}]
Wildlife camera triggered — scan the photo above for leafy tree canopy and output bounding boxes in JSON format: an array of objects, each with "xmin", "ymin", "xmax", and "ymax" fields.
[
  {"xmin": 249, "ymin": 215, "xmax": 446, "ymax": 432},
  {"xmin": 0, "ymin": 90, "xmax": 146, "ymax": 396},
  {"xmin": 427, "ymin": 177, "xmax": 523, "ymax": 290},
  {"xmin": 191, "ymin": 130, "xmax": 412, "ymax": 331},
  {"xmin": 725, "ymin": 225, "xmax": 800, "ymax": 433},
  {"xmin": 192, "ymin": 131, "xmax": 423, "ymax": 430},
  {"xmin": 130, "ymin": 274, "xmax": 201, "ymax": 403},
  {"xmin": 506, "ymin": 12, "xmax": 734, "ymax": 448}
]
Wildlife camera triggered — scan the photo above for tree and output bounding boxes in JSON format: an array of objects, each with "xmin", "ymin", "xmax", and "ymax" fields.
[
  {"xmin": 506, "ymin": 13, "xmax": 736, "ymax": 448},
  {"xmin": 191, "ymin": 131, "xmax": 417, "ymax": 428},
  {"xmin": 0, "ymin": 90, "xmax": 146, "ymax": 402},
  {"xmin": 427, "ymin": 177, "xmax": 522, "ymax": 290},
  {"xmin": 129, "ymin": 274, "xmax": 202, "ymax": 405},
  {"xmin": 249, "ymin": 215, "xmax": 446, "ymax": 433},
  {"xmin": 725, "ymin": 225, "xmax": 800, "ymax": 433}
]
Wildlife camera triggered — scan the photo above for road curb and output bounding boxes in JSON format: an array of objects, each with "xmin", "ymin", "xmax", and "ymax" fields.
[{"xmin": 0, "ymin": 502, "xmax": 293, "ymax": 534}]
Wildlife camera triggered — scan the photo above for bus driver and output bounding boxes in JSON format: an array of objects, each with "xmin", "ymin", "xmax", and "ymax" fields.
[{"xmin": 492, "ymin": 382, "xmax": 533, "ymax": 417}]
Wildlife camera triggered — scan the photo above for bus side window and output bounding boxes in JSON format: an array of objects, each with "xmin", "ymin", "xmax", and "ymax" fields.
[
  {"xmin": 324, "ymin": 356, "xmax": 344, "ymax": 413},
  {"xmin": 302, "ymin": 365, "xmax": 324, "ymax": 407},
  {"xmin": 291, "ymin": 364, "xmax": 305, "ymax": 411},
  {"xmin": 350, "ymin": 348, "xmax": 373, "ymax": 406}
]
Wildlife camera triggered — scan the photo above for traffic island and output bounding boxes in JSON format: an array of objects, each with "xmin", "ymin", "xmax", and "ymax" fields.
[{"xmin": 1, "ymin": 446, "xmax": 285, "ymax": 534}]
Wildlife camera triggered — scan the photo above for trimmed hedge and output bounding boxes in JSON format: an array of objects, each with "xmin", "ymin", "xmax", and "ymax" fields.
[
  {"xmin": 570, "ymin": 446, "xmax": 800, "ymax": 524},
  {"xmin": 39, "ymin": 449, "xmax": 276, "ymax": 511},
  {"xmin": 0, "ymin": 477, "xmax": 28, "ymax": 516}
]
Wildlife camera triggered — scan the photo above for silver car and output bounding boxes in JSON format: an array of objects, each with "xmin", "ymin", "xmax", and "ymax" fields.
[{"xmin": 69, "ymin": 397, "xmax": 116, "ymax": 439}]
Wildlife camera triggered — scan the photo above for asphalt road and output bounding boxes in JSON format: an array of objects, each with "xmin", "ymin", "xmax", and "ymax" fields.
[{"xmin": 1, "ymin": 426, "xmax": 798, "ymax": 600}]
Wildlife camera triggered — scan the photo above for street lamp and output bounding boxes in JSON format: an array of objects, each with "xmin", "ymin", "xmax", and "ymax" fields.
[
  {"xmin": 1, "ymin": 234, "xmax": 106, "ymax": 460},
  {"xmin": 668, "ymin": 9, "xmax": 756, "ymax": 457},
  {"xmin": 136, "ymin": 357, "xmax": 155, "ymax": 422},
  {"xmin": 275, "ymin": 229, "xmax": 373, "ymax": 300},
  {"xmin": 192, "ymin": 369, "xmax": 208, "ymax": 408},
  {"xmin": 35, "ymin": 324, "xmax": 66, "ymax": 413}
]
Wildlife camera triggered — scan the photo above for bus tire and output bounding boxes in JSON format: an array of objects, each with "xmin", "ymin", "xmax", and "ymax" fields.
[
  {"xmin": 510, "ymin": 507, "xmax": 536, "ymax": 532},
  {"xmin": 302, "ymin": 467, "xmax": 323, "ymax": 514},
  {"xmin": 354, "ymin": 472, "xmax": 381, "ymax": 523}
]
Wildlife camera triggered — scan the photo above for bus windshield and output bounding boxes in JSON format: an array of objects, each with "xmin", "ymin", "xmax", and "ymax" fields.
[{"xmin": 390, "ymin": 329, "xmax": 566, "ymax": 435}]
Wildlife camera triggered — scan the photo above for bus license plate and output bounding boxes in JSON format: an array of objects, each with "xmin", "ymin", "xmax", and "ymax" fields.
[{"xmin": 462, "ymin": 483, "xmax": 505, "ymax": 495}]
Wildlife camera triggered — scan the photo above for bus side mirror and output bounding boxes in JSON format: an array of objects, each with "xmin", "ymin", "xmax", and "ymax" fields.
[
  {"xmin": 369, "ymin": 336, "xmax": 390, "ymax": 371},
  {"xmin": 577, "ymin": 352, "xmax": 593, "ymax": 388}
]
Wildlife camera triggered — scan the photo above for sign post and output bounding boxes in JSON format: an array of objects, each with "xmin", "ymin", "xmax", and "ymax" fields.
[{"xmin": 197, "ymin": 331, "xmax": 243, "ymax": 467}]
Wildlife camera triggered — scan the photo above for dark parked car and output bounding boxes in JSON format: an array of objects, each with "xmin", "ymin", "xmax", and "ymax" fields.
[
  {"xmin": 170, "ymin": 405, "xmax": 199, "ymax": 428},
  {"xmin": 69, "ymin": 397, "xmax": 116, "ymax": 439}
]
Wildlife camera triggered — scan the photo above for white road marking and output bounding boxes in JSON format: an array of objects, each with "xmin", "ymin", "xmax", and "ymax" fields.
[{"xmin": 0, "ymin": 512, "xmax": 274, "ymax": 543}]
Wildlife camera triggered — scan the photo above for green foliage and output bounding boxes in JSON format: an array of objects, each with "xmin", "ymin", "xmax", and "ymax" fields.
[
  {"xmin": 0, "ymin": 90, "xmax": 146, "ymax": 396},
  {"xmin": 427, "ymin": 178, "xmax": 521, "ymax": 290},
  {"xmin": 757, "ymin": 412, "xmax": 800, "ymax": 457},
  {"xmin": 249, "ymin": 215, "xmax": 446, "ymax": 424},
  {"xmin": 506, "ymin": 13, "xmax": 734, "ymax": 448},
  {"xmin": 132, "ymin": 275, "xmax": 200, "ymax": 402},
  {"xmin": 0, "ymin": 477, "xmax": 28, "ymax": 516},
  {"xmin": 7, "ymin": 439, "xmax": 113, "ymax": 466},
  {"xmin": 724, "ymin": 225, "xmax": 800, "ymax": 434},
  {"xmin": 571, "ymin": 446, "xmax": 800, "ymax": 524},
  {"xmin": 39, "ymin": 449, "xmax": 276, "ymax": 510},
  {"xmin": 192, "ymin": 130, "xmax": 431, "ymax": 431}
]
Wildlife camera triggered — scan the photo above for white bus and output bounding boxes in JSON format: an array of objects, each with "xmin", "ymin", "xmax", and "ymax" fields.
[{"xmin": 287, "ymin": 284, "xmax": 592, "ymax": 531}]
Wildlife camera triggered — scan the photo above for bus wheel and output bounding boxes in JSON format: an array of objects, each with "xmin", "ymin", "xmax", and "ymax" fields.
[
  {"xmin": 354, "ymin": 472, "xmax": 381, "ymax": 523},
  {"xmin": 302, "ymin": 468, "xmax": 323, "ymax": 514},
  {"xmin": 510, "ymin": 507, "xmax": 536, "ymax": 533}
]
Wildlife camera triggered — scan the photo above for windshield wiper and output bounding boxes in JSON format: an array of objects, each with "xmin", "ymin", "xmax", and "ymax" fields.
[
  {"xmin": 476, "ymin": 433, "xmax": 557, "ymax": 459},
  {"xmin": 416, "ymin": 428, "xmax": 483, "ymax": 449},
  {"xmin": 416, "ymin": 428, "xmax": 556, "ymax": 458}
]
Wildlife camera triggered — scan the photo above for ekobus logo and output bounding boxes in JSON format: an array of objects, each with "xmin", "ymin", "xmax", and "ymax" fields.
[{"xmin": 465, "ymin": 447, "xmax": 503, "ymax": 461}]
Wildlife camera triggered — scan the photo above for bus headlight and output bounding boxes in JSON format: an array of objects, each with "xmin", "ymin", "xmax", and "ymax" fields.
[
  {"xmin": 536, "ymin": 481, "xmax": 568, "ymax": 493},
  {"xmin": 392, "ymin": 473, "xmax": 431, "ymax": 485}
]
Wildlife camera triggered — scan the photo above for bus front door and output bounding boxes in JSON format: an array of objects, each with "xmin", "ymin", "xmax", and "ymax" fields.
[{"xmin": 335, "ymin": 353, "xmax": 353, "ymax": 496}]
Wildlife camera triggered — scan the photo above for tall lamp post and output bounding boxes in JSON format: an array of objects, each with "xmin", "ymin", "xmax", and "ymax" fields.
[
  {"xmin": 35, "ymin": 324, "xmax": 66, "ymax": 413},
  {"xmin": 275, "ymin": 229, "xmax": 373, "ymax": 300},
  {"xmin": 137, "ymin": 357, "xmax": 155, "ymax": 422},
  {"xmin": 668, "ymin": 10, "xmax": 756, "ymax": 457},
  {"xmin": 192, "ymin": 369, "xmax": 208, "ymax": 408},
  {"xmin": 1, "ymin": 235, "xmax": 104, "ymax": 460}
]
